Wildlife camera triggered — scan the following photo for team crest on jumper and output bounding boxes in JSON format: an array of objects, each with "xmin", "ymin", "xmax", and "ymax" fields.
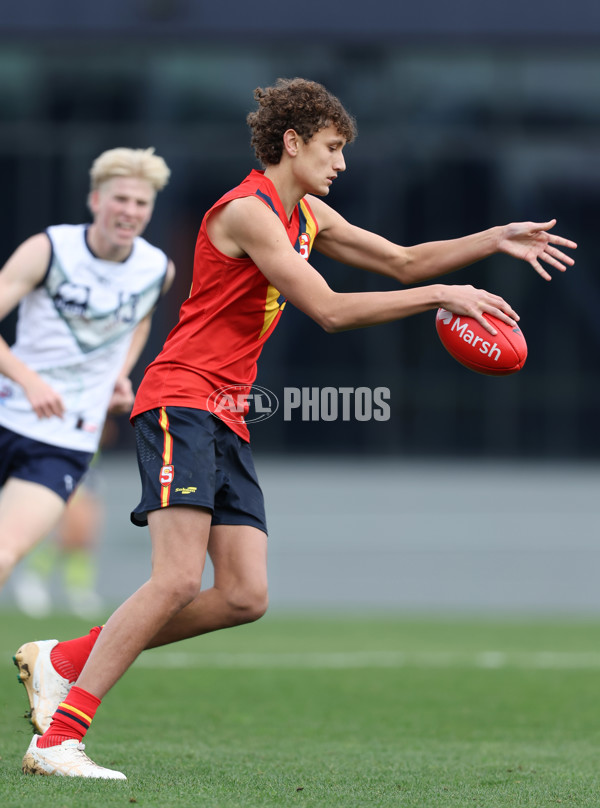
[
  {"xmin": 298, "ymin": 233, "xmax": 310, "ymax": 260},
  {"xmin": 160, "ymin": 465, "xmax": 174, "ymax": 486},
  {"xmin": 53, "ymin": 281, "xmax": 91, "ymax": 316}
]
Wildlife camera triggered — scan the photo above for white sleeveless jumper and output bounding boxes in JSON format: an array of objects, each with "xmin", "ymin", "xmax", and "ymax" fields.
[{"xmin": 0, "ymin": 224, "xmax": 168, "ymax": 452}]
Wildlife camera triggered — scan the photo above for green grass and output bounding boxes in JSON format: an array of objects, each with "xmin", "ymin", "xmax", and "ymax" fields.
[{"xmin": 2, "ymin": 611, "xmax": 600, "ymax": 806}]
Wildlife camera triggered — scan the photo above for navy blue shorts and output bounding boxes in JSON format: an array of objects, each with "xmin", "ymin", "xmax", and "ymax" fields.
[
  {"xmin": 0, "ymin": 425, "xmax": 94, "ymax": 502},
  {"xmin": 131, "ymin": 407, "xmax": 267, "ymax": 534}
]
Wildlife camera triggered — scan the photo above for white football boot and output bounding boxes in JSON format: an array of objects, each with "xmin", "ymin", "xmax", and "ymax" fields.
[
  {"xmin": 22, "ymin": 735, "xmax": 126, "ymax": 779},
  {"xmin": 14, "ymin": 639, "xmax": 72, "ymax": 733}
]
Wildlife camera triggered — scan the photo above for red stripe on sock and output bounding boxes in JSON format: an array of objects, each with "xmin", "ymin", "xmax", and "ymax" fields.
[{"xmin": 50, "ymin": 625, "xmax": 103, "ymax": 682}]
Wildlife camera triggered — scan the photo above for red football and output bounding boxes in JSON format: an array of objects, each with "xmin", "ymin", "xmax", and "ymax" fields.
[{"xmin": 435, "ymin": 308, "xmax": 527, "ymax": 376}]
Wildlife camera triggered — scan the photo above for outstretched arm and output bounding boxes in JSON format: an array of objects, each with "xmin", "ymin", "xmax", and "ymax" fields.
[
  {"xmin": 217, "ymin": 197, "xmax": 519, "ymax": 336},
  {"xmin": 309, "ymin": 197, "xmax": 576, "ymax": 284}
]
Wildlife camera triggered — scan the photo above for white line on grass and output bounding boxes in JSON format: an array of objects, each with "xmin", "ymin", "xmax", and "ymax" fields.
[{"xmin": 133, "ymin": 650, "xmax": 600, "ymax": 671}]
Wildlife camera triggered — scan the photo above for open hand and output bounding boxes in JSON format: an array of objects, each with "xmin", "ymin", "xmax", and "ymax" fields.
[{"xmin": 498, "ymin": 219, "xmax": 577, "ymax": 280}]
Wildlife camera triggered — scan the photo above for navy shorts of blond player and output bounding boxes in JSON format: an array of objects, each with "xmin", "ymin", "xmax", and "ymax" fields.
[{"xmin": 0, "ymin": 425, "xmax": 92, "ymax": 502}]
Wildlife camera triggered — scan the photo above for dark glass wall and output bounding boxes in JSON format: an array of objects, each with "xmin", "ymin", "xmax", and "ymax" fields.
[{"xmin": 0, "ymin": 32, "xmax": 597, "ymax": 458}]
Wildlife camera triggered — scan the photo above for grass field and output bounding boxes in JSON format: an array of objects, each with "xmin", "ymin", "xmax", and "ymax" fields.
[{"xmin": 2, "ymin": 611, "xmax": 600, "ymax": 807}]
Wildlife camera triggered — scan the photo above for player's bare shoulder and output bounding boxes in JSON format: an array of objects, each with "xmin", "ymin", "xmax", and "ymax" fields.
[
  {"xmin": 1, "ymin": 232, "xmax": 51, "ymax": 287},
  {"xmin": 13, "ymin": 231, "xmax": 51, "ymax": 261},
  {"xmin": 0, "ymin": 232, "xmax": 52, "ymax": 318},
  {"xmin": 208, "ymin": 195, "xmax": 286, "ymax": 260}
]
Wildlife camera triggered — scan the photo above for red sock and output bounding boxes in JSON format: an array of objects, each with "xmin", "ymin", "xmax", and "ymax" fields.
[
  {"xmin": 37, "ymin": 686, "xmax": 101, "ymax": 748},
  {"xmin": 50, "ymin": 626, "xmax": 103, "ymax": 682}
]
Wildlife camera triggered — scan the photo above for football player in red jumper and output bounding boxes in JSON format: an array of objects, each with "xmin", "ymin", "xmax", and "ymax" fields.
[{"xmin": 17, "ymin": 78, "xmax": 576, "ymax": 779}]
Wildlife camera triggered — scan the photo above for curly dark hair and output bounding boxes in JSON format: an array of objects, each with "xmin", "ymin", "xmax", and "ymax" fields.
[{"xmin": 246, "ymin": 78, "xmax": 357, "ymax": 166}]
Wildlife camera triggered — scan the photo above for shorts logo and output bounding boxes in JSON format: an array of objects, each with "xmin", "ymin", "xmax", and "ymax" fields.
[
  {"xmin": 160, "ymin": 465, "xmax": 174, "ymax": 486},
  {"xmin": 175, "ymin": 486, "xmax": 197, "ymax": 494}
]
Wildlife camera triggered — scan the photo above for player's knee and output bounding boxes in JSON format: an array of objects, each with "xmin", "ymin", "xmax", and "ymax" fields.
[
  {"xmin": 175, "ymin": 575, "xmax": 204, "ymax": 608},
  {"xmin": 226, "ymin": 584, "xmax": 268, "ymax": 625},
  {"xmin": 152, "ymin": 570, "xmax": 203, "ymax": 610}
]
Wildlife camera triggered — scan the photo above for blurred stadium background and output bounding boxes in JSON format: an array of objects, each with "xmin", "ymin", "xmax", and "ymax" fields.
[{"xmin": 0, "ymin": 0, "xmax": 598, "ymax": 613}]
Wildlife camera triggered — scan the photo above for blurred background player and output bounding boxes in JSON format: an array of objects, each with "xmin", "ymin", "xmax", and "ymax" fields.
[{"xmin": 0, "ymin": 146, "xmax": 175, "ymax": 600}]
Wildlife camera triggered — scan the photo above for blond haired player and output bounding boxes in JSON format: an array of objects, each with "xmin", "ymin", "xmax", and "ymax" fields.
[{"xmin": 0, "ymin": 147, "xmax": 175, "ymax": 596}]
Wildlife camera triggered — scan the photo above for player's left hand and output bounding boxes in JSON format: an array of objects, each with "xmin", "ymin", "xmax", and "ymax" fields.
[
  {"xmin": 108, "ymin": 377, "xmax": 134, "ymax": 414},
  {"xmin": 497, "ymin": 219, "xmax": 577, "ymax": 281}
]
